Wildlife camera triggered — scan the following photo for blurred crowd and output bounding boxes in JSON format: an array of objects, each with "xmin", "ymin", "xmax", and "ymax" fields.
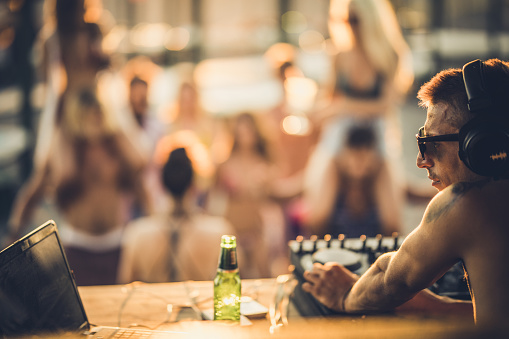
[{"xmin": 2, "ymin": 0, "xmax": 427, "ymax": 286}]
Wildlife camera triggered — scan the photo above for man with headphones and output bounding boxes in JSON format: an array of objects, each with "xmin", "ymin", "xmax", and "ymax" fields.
[{"xmin": 302, "ymin": 58, "xmax": 509, "ymax": 327}]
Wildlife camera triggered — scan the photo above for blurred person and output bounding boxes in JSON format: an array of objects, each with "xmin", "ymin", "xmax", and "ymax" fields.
[
  {"xmin": 269, "ymin": 61, "xmax": 318, "ymax": 178},
  {"xmin": 163, "ymin": 64, "xmax": 231, "ymax": 165},
  {"xmin": 34, "ymin": 0, "xmax": 87, "ymax": 85},
  {"xmin": 27, "ymin": 4, "xmax": 112, "ymax": 237},
  {"xmin": 263, "ymin": 48, "xmax": 321, "ymax": 239},
  {"xmin": 211, "ymin": 113, "xmax": 286, "ymax": 278},
  {"xmin": 8, "ymin": 88, "xmax": 151, "ymax": 285},
  {"xmin": 317, "ymin": 0, "xmax": 413, "ymax": 132},
  {"xmin": 302, "ymin": 59, "xmax": 509, "ymax": 327},
  {"xmin": 33, "ymin": 0, "xmax": 110, "ymax": 170},
  {"xmin": 305, "ymin": 0, "xmax": 414, "ymax": 235},
  {"xmin": 118, "ymin": 148, "xmax": 234, "ymax": 283},
  {"xmin": 126, "ymin": 76, "xmax": 166, "ymax": 213},
  {"xmin": 263, "ymin": 44, "xmax": 319, "ymax": 181},
  {"xmin": 167, "ymin": 81, "xmax": 206, "ymax": 135},
  {"xmin": 129, "ymin": 77, "xmax": 159, "ymax": 143},
  {"xmin": 127, "ymin": 75, "xmax": 165, "ymax": 158},
  {"xmin": 160, "ymin": 72, "xmax": 231, "ymax": 202},
  {"xmin": 162, "ymin": 64, "xmax": 208, "ymax": 138},
  {"xmin": 303, "ymin": 124, "xmax": 400, "ymax": 238},
  {"xmin": 164, "ymin": 78, "xmax": 228, "ymax": 165}
]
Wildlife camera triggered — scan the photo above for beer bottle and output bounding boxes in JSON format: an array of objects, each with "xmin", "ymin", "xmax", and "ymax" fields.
[{"xmin": 213, "ymin": 235, "xmax": 241, "ymax": 321}]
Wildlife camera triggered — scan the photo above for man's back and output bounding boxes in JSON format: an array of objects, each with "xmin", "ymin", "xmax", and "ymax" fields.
[
  {"xmin": 408, "ymin": 178, "xmax": 509, "ymax": 326},
  {"xmin": 450, "ymin": 178, "xmax": 509, "ymax": 325}
]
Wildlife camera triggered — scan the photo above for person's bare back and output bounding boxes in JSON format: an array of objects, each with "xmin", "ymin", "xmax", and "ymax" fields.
[{"xmin": 451, "ymin": 179, "xmax": 509, "ymax": 325}]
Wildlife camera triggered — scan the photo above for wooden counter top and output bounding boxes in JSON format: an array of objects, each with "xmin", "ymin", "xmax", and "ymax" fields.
[{"xmin": 77, "ymin": 279, "xmax": 490, "ymax": 338}]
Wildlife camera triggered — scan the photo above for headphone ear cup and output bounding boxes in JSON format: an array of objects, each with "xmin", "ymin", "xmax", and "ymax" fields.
[{"xmin": 459, "ymin": 118, "xmax": 509, "ymax": 176}]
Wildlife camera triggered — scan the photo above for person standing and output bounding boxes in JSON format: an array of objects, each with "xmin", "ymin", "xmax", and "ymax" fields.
[
  {"xmin": 9, "ymin": 88, "xmax": 150, "ymax": 285},
  {"xmin": 304, "ymin": 0, "xmax": 414, "ymax": 235}
]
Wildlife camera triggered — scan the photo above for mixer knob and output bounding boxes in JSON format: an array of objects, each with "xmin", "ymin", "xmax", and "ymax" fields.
[
  {"xmin": 376, "ymin": 234, "xmax": 383, "ymax": 252},
  {"xmin": 310, "ymin": 235, "xmax": 318, "ymax": 252},
  {"xmin": 392, "ymin": 232, "xmax": 399, "ymax": 251},
  {"xmin": 338, "ymin": 234, "xmax": 345, "ymax": 248},
  {"xmin": 360, "ymin": 235, "xmax": 367, "ymax": 252},
  {"xmin": 296, "ymin": 235, "xmax": 304, "ymax": 254},
  {"xmin": 324, "ymin": 234, "xmax": 332, "ymax": 248}
]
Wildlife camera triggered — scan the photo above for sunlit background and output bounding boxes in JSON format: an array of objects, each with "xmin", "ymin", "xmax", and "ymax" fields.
[{"xmin": 1, "ymin": 0, "xmax": 509, "ymax": 237}]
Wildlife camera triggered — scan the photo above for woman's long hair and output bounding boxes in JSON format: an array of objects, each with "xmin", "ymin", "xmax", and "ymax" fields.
[
  {"xmin": 231, "ymin": 113, "xmax": 271, "ymax": 161},
  {"xmin": 329, "ymin": 0, "xmax": 414, "ymax": 94}
]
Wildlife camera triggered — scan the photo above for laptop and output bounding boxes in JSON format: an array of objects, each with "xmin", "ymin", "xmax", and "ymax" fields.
[{"xmin": 0, "ymin": 220, "xmax": 187, "ymax": 338}]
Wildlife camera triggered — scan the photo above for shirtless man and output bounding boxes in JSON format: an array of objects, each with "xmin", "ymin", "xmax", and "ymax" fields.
[{"xmin": 302, "ymin": 58, "xmax": 509, "ymax": 327}]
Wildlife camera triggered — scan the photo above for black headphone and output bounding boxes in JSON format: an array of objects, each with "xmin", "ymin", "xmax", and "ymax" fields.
[{"xmin": 458, "ymin": 59, "xmax": 509, "ymax": 177}]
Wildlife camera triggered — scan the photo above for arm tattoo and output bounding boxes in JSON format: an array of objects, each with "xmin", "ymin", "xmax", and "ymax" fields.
[{"xmin": 424, "ymin": 180, "xmax": 489, "ymax": 223}]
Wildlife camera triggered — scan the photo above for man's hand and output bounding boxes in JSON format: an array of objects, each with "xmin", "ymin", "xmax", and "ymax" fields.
[{"xmin": 302, "ymin": 262, "xmax": 358, "ymax": 312}]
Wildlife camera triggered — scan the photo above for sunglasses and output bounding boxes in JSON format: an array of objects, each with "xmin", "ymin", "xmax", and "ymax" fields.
[{"xmin": 416, "ymin": 126, "xmax": 459, "ymax": 160}]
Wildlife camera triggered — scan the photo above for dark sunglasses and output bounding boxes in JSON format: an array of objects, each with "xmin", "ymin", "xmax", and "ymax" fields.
[{"xmin": 416, "ymin": 126, "xmax": 459, "ymax": 160}]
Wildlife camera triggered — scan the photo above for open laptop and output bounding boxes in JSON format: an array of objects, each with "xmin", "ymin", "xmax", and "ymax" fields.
[{"xmin": 0, "ymin": 220, "xmax": 187, "ymax": 338}]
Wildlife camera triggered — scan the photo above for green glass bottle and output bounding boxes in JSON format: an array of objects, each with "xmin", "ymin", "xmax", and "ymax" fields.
[{"xmin": 213, "ymin": 235, "xmax": 241, "ymax": 321}]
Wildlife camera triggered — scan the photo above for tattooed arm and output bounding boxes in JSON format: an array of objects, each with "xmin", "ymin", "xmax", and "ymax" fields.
[{"xmin": 303, "ymin": 181, "xmax": 480, "ymax": 314}]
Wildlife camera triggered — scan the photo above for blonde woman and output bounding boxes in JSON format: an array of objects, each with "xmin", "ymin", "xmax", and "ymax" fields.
[{"xmin": 304, "ymin": 0, "xmax": 413, "ymax": 233}]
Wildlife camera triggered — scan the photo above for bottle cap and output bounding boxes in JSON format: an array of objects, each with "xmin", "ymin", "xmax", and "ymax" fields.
[{"xmin": 221, "ymin": 235, "xmax": 237, "ymax": 249}]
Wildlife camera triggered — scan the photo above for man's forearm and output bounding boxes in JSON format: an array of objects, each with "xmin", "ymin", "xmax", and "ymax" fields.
[{"xmin": 343, "ymin": 253, "xmax": 418, "ymax": 313}]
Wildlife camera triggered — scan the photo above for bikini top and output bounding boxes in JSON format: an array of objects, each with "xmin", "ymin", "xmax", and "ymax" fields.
[{"xmin": 335, "ymin": 72, "xmax": 384, "ymax": 99}]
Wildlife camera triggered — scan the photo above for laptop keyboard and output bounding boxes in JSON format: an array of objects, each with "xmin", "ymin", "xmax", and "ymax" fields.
[
  {"xmin": 112, "ymin": 329, "xmax": 153, "ymax": 338},
  {"xmin": 89, "ymin": 327, "xmax": 180, "ymax": 338}
]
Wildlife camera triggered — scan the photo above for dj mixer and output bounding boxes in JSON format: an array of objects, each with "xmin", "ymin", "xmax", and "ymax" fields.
[{"xmin": 288, "ymin": 234, "xmax": 470, "ymax": 317}]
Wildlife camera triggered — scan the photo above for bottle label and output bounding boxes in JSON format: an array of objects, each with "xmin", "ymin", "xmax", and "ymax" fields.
[
  {"xmin": 229, "ymin": 249, "xmax": 236, "ymax": 266},
  {"xmin": 218, "ymin": 247, "xmax": 238, "ymax": 270},
  {"xmin": 216, "ymin": 267, "xmax": 239, "ymax": 274}
]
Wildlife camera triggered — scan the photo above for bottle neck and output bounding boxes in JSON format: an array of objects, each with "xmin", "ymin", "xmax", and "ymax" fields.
[{"xmin": 218, "ymin": 246, "xmax": 238, "ymax": 271}]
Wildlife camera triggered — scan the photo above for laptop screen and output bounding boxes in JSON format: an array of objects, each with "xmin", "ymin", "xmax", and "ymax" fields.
[{"xmin": 0, "ymin": 220, "xmax": 89, "ymax": 337}]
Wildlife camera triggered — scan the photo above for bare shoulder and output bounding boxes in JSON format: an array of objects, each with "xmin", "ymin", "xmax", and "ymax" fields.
[
  {"xmin": 450, "ymin": 178, "xmax": 505, "ymax": 196},
  {"xmin": 192, "ymin": 214, "xmax": 234, "ymax": 235},
  {"xmin": 123, "ymin": 215, "xmax": 166, "ymax": 239},
  {"xmin": 449, "ymin": 179, "xmax": 509, "ymax": 213},
  {"xmin": 422, "ymin": 178, "xmax": 509, "ymax": 233}
]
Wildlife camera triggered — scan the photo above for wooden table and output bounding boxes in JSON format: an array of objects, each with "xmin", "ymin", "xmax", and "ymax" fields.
[
  {"xmin": 77, "ymin": 279, "xmax": 491, "ymax": 338},
  {"xmin": 78, "ymin": 279, "xmax": 276, "ymax": 331}
]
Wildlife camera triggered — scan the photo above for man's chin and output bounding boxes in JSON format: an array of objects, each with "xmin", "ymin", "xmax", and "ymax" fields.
[{"xmin": 431, "ymin": 180, "xmax": 443, "ymax": 191}]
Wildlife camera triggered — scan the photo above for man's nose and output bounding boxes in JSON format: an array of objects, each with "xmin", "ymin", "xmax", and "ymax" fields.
[{"xmin": 416, "ymin": 152, "xmax": 433, "ymax": 169}]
